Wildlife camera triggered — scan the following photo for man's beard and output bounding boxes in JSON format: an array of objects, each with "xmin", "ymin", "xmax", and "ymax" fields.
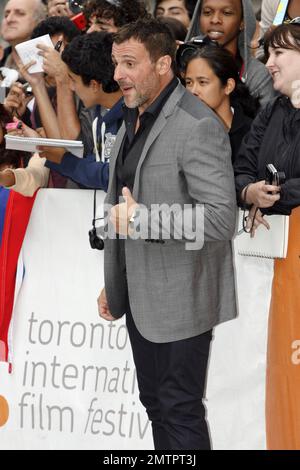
[{"xmin": 125, "ymin": 91, "xmax": 150, "ymax": 109}]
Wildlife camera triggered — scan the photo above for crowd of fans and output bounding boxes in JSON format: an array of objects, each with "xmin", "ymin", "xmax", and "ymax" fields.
[
  {"xmin": 0, "ymin": 0, "xmax": 284, "ymax": 188},
  {"xmin": 0, "ymin": 0, "xmax": 296, "ymax": 188}
]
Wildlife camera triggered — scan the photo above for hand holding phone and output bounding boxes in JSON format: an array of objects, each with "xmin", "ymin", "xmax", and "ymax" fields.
[{"xmin": 5, "ymin": 120, "xmax": 23, "ymax": 131}]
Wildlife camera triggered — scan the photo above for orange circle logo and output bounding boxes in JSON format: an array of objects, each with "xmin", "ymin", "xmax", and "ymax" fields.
[{"xmin": 0, "ymin": 395, "xmax": 9, "ymax": 427}]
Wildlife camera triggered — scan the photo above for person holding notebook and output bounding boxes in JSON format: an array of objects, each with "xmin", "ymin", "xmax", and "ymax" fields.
[{"xmin": 234, "ymin": 21, "xmax": 300, "ymax": 450}]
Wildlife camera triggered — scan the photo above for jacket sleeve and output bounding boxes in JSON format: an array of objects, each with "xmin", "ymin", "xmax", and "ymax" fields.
[
  {"xmin": 45, "ymin": 152, "xmax": 109, "ymax": 191},
  {"xmin": 144, "ymin": 116, "xmax": 237, "ymax": 247},
  {"xmin": 260, "ymin": 0, "xmax": 279, "ymax": 34},
  {"xmin": 234, "ymin": 102, "xmax": 274, "ymax": 206},
  {"xmin": 3, "ymin": 154, "xmax": 49, "ymax": 197},
  {"xmin": 246, "ymin": 58, "xmax": 276, "ymax": 108},
  {"xmin": 263, "ymin": 178, "xmax": 300, "ymax": 215}
]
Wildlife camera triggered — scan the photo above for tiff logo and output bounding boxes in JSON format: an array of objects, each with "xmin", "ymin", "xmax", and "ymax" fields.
[{"xmin": 291, "ymin": 340, "xmax": 300, "ymax": 365}]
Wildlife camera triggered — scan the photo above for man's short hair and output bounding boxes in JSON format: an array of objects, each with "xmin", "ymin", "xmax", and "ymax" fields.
[
  {"xmin": 61, "ymin": 31, "xmax": 119, "ymax": 93},
  {"xmin": 4, "ymin": 0, "xmax": 47, "ymax": 23},
  {"xmin": 31, "ymin": 16, "xmax": 80, "ymax": 42},
  {"xmin": 155, "ymin": 0, "xmax": 198, "ymax": 19},
  {"xmin": 83, "ymin": 0, "xmax": 149, "ymax": 28},
  {"xmin": 113, "ymin": 18, "xmax": 177, "ymax": 67}
]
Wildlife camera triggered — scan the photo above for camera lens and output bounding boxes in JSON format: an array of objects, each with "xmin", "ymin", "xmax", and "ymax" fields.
[
  {"xmin": 278, "ymin": 171, "xmax": 286, "ymax": 185},
  {"xmin": 68, "ymin": 0, "xmax": 85, "ymax": 15}
]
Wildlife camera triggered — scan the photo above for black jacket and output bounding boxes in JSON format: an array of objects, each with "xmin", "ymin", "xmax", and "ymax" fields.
[
  {"xmin": 234, "ymin": 96, "xmax": 300, "ymax": 215},
  {"xmin": 0, "ymin": 47, "xmax": 12, "ymax": 67},
  {"xmin": 229, "ymin": 103, "xmax": 252, "ymax": 164}
]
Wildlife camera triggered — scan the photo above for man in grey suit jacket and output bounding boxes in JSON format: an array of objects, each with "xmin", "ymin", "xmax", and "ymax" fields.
[{"xmin": 98, "ymin": 18, "xmax": 237, "ymax": 450}]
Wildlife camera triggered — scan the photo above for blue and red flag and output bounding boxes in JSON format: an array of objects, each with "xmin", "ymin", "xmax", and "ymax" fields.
[{"xmin": 0, "ymin": 188, "xmax": 36, "ymax": 370}]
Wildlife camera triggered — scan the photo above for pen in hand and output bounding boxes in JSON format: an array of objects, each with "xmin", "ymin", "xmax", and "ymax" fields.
[{"xmin": 54, "ymin": 40, "xmax": 63, "ymax": 52}]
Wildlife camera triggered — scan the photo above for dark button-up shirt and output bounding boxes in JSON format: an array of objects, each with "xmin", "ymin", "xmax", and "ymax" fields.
[{"xmin": 116, "ymin": 76, "xmax": 178, "ymax": 196}]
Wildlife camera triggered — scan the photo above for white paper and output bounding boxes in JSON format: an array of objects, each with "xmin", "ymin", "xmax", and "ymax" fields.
[
  {"xmin": 15, "ymin": 34, "xmax": 54, "ymax": 73},
  {"xmin": 5, "ymin": 135, "xmax": 84, "ymax": 158}
]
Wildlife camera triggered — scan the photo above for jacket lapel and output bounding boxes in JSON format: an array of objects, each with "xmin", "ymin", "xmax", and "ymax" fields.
[
  {"xmin": 106, "ymin": 83, "xmax": 186, "ymax": 202},
  {"xmin": 132, "ymin": 83, "xmax": 185, "ymax": 199},
  {"xmin": 132, "ymin": 111, "xmax": 167, "ymax": 199},
  {"xmin": 105, "ymin": 123, "xmax": 126, "ymax": 203}
]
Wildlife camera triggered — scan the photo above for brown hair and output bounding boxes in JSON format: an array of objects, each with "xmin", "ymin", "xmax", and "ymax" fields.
[
  {"xmin": 113, "ymin": 18, "xmax": 177, "ymax": 68},
  {"xmin": 265, "ymin": 23, "xmax": 300, "ymax": 52}
]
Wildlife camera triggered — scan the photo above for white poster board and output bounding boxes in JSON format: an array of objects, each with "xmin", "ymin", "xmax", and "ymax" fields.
[{"xmin": 0, "ymin": 190, "xmax": 274, "ymax": 449}]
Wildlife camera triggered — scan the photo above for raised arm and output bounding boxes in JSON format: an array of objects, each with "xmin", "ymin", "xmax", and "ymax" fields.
[
  {"xmin": 38, "ymin": 43, "xmax": 82, "ymax": 141},
  {"xmin": 15, "ymin": 56, "xmax": 61, "ymax": 139}
]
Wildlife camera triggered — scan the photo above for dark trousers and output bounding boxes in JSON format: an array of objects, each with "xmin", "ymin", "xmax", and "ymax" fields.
[{"xmin": 126, "ymin": 308, "xmax": 212, "ymax": 450}]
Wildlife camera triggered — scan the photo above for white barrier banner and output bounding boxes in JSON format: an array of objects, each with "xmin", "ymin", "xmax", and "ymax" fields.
[{"xmin": 0, "ymin": 190, "xmax": 274, "ymax": 449}]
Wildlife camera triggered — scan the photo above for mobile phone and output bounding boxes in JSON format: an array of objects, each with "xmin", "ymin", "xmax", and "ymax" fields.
[
  {"xmin": 54, "ymin": 40, "xmax": 63, "ymax": 52},
  {"xmin": 5, "ymin": 121, "xmax": 23, "ymax": 131}
]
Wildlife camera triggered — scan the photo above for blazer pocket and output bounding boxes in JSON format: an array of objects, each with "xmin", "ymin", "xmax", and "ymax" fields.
[{"xmin": 145, "ymin": 161, "xmax": 174, "ymax": 168}]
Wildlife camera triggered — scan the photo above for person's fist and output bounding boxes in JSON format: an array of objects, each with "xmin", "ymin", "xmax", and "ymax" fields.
[
  {"xmin": 97, "ymin": 288, "xmax": 116, "ymax": 321},
  {"xmin": 48, "ymin": 0, "xmax": 73, "ymax": 17}
]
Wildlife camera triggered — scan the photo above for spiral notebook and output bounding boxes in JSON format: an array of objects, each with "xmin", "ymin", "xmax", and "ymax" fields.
[{"xmin": 235, "ymin": 211, "xmax": 289, "ymax": 259}]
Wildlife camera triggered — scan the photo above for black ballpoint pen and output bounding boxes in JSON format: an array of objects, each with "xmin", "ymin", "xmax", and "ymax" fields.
[{"xmin": 54, "ymin": 40, "xmax": 63, "ymax": 52}]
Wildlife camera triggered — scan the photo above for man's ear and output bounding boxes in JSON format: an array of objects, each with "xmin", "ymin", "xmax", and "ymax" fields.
[
  {"xmin": 90, "ymin": 79, "xmax": 101, "ymax": 93},
  {"xmin": 156, "ymin": 55, "xmax": 172, "ymax": 75}
]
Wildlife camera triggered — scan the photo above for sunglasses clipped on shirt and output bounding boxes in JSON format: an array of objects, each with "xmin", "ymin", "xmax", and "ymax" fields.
[{"xmin": 289, "ymin": 16, "xmax": 300, "ymax": 25}]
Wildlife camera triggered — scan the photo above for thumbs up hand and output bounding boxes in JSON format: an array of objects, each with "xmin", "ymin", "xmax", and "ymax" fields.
[
  {"xmin": 110, "ymin": 187, "xmax": 139, "ymax": 235},
  {"xmin": 121, "ymin": 186, "xmax": 136, "ymax": 204}
]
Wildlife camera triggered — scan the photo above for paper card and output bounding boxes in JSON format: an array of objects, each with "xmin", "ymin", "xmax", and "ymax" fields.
[
  {"xmin": 5, "ymin": 135, "xmax": 84, "ymax": 158},
  {"xmin": 15, "ymin": 34, "xmax": 54, "ymax": 74}
]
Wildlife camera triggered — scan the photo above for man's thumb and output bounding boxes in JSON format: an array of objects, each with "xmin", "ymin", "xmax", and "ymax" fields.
[{"xmin": 122, "ymin": 187, "xmax": 133, "ymax": 201}]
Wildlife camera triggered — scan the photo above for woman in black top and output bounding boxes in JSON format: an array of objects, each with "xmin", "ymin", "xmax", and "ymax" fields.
[
  {"xmin": 234, "ymin": 22, "xmax": 300, "ymax": 450},
  {"xmin": 181, "ymin": 44, "xmax": 258, "ymax": 163}
]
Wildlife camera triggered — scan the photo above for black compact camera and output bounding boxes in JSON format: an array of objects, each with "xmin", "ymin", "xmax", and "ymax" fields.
[
  {"xmin": 23, "ymin": 82, "xmax": 33, "ymax": 97},
  {"xmin": 68, "ymin": 1, "xmax": 88, "ymax": 30},
  {"xmin": 265, "ymin": 163, "xmax": 286, "ymax": 186},
  {"xmin": 89, "ymin": 227, "xmax": 104, "ymax": 250}
]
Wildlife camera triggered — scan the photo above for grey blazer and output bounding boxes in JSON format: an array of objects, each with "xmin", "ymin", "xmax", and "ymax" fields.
[{"xmin": 104, "ymin": 82, "xmax": 237, "ymax": 343}]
